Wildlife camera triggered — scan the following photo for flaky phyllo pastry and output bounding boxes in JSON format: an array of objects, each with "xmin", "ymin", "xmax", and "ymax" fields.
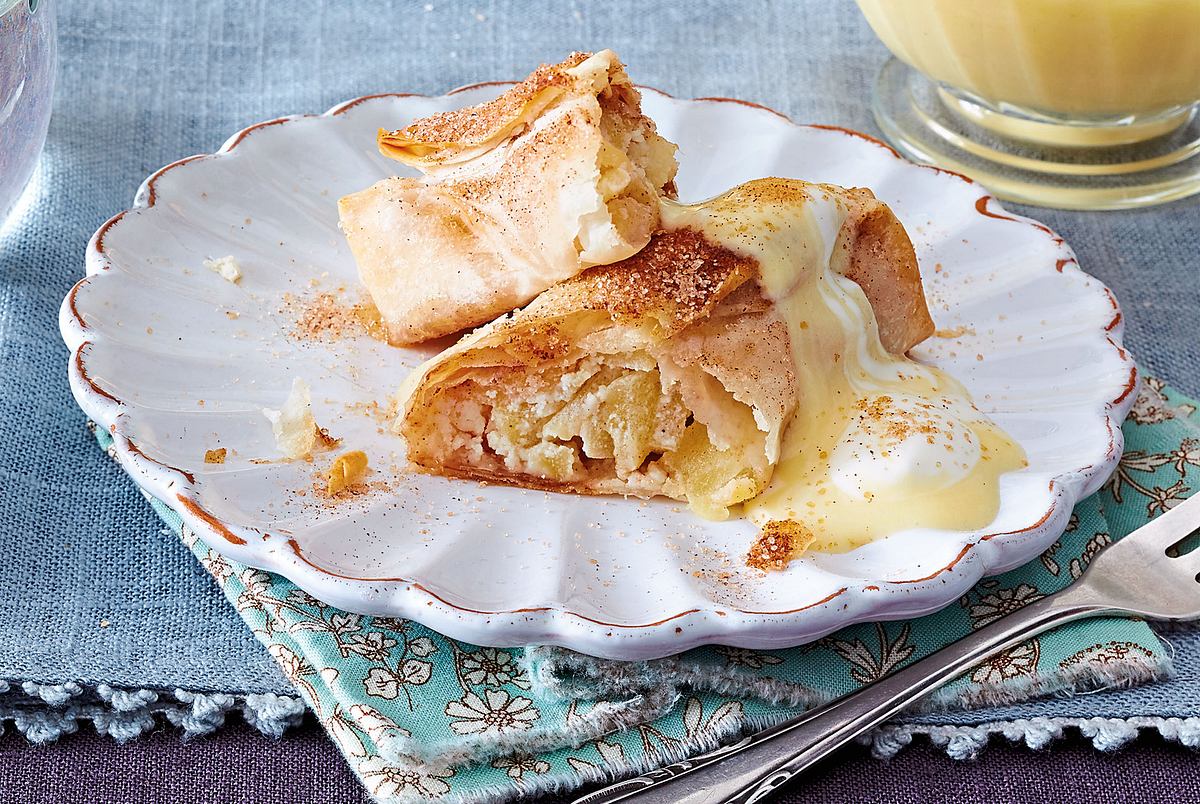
[
  {"xmin": 338, "ymin": 50, "xmax": 679, "ymax": 345},
  {"xmin": 393, "ymin": 178, "xmax": 935, "ymax": 520}
]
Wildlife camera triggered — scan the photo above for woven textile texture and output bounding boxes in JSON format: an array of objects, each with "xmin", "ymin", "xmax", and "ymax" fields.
[
  {"xmin": 7, "ymin": 724, "xmax": 1200, "ymax": 804},
  {"xmin": 0, "ymin": 1, "xmax": 1198, "ymax": 797},
  {"xmin": 3, "ymin": 720, "xmax": 1199, "ymax": 804}
]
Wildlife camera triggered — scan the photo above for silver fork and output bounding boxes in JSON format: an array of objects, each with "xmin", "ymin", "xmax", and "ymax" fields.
[{"xmin": 574, "ymin": 492, "xmax": 1200, "ymax": 804}]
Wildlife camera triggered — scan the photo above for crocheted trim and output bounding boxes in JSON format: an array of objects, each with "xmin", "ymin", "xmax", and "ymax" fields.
[
  {"xmin": 0, "ymin": 681, "xmax": 305, "ymax": 743},
  {"xmin": 375, "ymin": 714, "xmax": 1200, "ymax": 804},
  {"xmin": 863, "ymin": 716, "xmax": 1200, "ymax": 759},
  {"xmin": 4, "ymin": 679, "xmax": 1198, "ymax": 804}
]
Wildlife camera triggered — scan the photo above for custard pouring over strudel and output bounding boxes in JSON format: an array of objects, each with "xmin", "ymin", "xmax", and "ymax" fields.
[
  {"xmin": 338, "ymin": 50, "xmax": 678, "ymax": 345},
  {"xmin": 393, "ymin": 178, "xmax": 1026, "ymax": 553}
]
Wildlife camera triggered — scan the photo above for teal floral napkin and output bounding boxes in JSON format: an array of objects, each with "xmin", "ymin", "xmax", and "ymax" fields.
[{"xmin": 100, "ymin": 376, "xmax": 1198, "ymax": 803}]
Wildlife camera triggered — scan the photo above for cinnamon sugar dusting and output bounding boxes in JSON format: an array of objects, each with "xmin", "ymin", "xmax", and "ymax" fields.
[
  {"xmin": 380, "ymin": 52, "xmax": 593, "ymax": 152},
  {"xmin": 284, "ymin": 292, "xmax": 386, "ymax": 342},
  {"xmin": 854, "ymin": 395, "xmax": 941, "ymax": 445},
  {"xmin": 746, "ymin": 520, "xmax": 815, "ymax": 571},
  {"xmin": 473, "ymin": 229, "xmax": 756, "ymax": 362},
  {"xmin": 568, "ymin": 228, "xmax": 757, "ymax": 331},
  {"xmin": 344, "ymin": 399, "xmax": 394, "ymax": 425}
]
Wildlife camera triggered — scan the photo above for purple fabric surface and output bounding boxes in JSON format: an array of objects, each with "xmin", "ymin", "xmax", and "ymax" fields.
[{"xmin": 0, "ymin": 717, "xmax": 1195, "ymax": 803}]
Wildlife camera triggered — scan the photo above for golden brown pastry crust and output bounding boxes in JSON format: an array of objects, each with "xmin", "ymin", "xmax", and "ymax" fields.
[
  {"xmin": 395, "ymin": 230, "xmax": 762, "ymax": 391},
  {"xmin": 506, "ymin": 228, "xmax": 758, "ymax": 342},
  {"xmin": 339, "ymin": 50, "xmax": 679, "ymax": 345},
  {"xmin": 831, "ymin": 186, "xmax": 934, "ymax": 354},
  {"xmin": 377, "ymin": 53, "xmax": 593, "ymax": 167},
  {"xmin": 395, "ymin": 229, "xmax": 780, "ymax": 499},
  {"xmin": 394, "ymin": 178, "xmax": 934, "ymax": 505},
  {"xmin": 395, "ymin": 229, "xmax": 758, "ymax": 424}
]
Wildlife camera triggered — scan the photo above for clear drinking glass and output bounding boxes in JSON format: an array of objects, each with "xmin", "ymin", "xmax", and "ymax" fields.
[
  {"xmin": 857, "ymin": 0, "xmax": 1200, "ymax": 209},
  {"xmin": 0, "ymin": 0, "xmax": 56, "ymax": 224}
]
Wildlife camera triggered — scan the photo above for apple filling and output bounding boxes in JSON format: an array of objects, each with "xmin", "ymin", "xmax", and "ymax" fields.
[
  {"xmin": 576, "ymin": 83, "xmax": 678, "ymax": 262},
  {"xmin": 407, "ymin": 354, "xmax": 771, "ymax": 520}
]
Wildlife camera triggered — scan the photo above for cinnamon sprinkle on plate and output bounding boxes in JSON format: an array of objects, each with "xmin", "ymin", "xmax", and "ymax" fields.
[{"xmin": 284, "ymin": 292, "xmax": 387, "ymax": 342}]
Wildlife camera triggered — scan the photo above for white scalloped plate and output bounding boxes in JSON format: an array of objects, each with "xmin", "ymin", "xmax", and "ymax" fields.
[{"xmin": 59, "ymin": 85, "xmax": 1136, "ymax": 660}]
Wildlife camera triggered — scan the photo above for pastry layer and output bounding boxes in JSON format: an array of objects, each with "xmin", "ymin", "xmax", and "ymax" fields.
[{"xmin": 339, "ymin": 50, "xmax": 678, "ymax": 345}]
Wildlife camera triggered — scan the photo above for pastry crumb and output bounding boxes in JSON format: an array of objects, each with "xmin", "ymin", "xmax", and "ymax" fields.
[
  {"xmin": 934, "ymin": 325, "xmax": 974, "ymax": 339},
  {"xmin": 204, "ymin": 255, "xmax": 243, "ymax": 283},
  {"xmin": 312, "ymin": 471, "xmax": 389, "ymax": 505},
  {"xmin": 747, "ymin": 520, "xmax": 815, "ymax": 571},
  {"xmin": 262, "ymin": 378, "xmax": 334, "ymax": 459},
  {"xmin": 326, "ymin": 450, "xmax": 369, "ymax": 495},
  {"xmin": 316, "ymin": 427, "xmax": 342, "ymax": 450},
  {"xmin": 344, "ymin": 399, "xmax": 392, "ymax": 425},
  {"xmin": 204, "ymin": 448, "xmax": 227, "ymax": 464}
]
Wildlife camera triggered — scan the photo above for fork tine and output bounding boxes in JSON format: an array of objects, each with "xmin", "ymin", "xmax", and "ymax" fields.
[
  {"xmin": 1125, "ymin": 492, "xmax": 1200, "ymax": 552},
  {"xmin": 1174, "ymin": 551, "xmax": 1200, "ymax": 583}
]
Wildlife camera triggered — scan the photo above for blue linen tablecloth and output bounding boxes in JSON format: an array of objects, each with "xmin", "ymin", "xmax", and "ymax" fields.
[{"xmin": 2, "ymin": 0, "xmax": 1199, "ymax": 788}]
